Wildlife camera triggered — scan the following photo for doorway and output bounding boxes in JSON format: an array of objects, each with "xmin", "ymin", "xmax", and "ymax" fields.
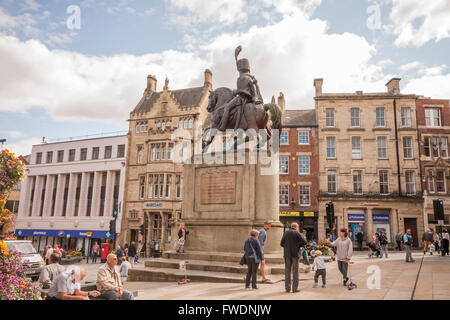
[{"xmin": 404, "ymin": 218, "xmax": 419, "ymax": 247}]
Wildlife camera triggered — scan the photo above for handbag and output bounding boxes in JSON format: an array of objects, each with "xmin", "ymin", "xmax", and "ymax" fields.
[{"xmin": 239, "ymin": 254, "xmax": 247, "ymax": 265}]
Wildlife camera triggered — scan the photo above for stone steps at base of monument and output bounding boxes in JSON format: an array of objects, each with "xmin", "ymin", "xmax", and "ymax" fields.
[
  {"xmin": 162, "ymin": 251, "xmax": 285, "ymax": 264},
  {"xmin": 127, "ymin": 267, "xmax": 285, "ymax": 284},
  {"xmin": 145, "ymin": 258, "xmax": 276, "ymax": 275}
]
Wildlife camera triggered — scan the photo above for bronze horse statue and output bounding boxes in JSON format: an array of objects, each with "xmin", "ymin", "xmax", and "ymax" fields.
[{"xmin": 202, "ymin": 87, "xmax": 282, "ymax": 150}]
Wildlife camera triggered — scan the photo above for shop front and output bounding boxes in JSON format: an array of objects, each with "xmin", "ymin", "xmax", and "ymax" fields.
[
  {"xmin": 347, "ymin": 211, "xmax": 365, "ymax": 242},
  {"xmin": 372, "ymin": 209, "xmax": 391, "ymax": 243},
  {"xmin": 15, "ymin": 229, "xmax": 114, "ymax": 256},
  {"xmin": 279, "ymin": 210, "xmax": 318, "ymax": 241}
]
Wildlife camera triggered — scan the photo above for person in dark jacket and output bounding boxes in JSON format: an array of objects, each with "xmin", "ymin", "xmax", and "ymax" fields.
[
  {"xmin": 280, "ymin": 222, "xmax": 307, "ymax": 293},
  {"xmin": 116, "ymin": 245, "xmax": 123, "ymax": 265},
  {"xmin": 422, "ymin": 228, "xmax": 434, "ymax": 255},
  {"xmin": 177, "ymin": 223, "xmax": 190, "ymax": 253},
  {"xmin": 127, "ymin": 242, "xmax": 137, "ymax": 268},
  {"xmin": 243, "ymin": 229, "xmax": 264, "ymax": 289},
  {"xmin": 395, "ymin": 233, "xmax": 402, "ymax": 251},
  {"xmin": 356, "ymin": 231, "xmax": 364, "ymax": 251}
]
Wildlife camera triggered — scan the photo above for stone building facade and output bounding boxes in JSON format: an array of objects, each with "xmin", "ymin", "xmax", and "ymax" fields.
[
  {"xmin": 119, "ymin": 71, "xmax": 211, "ymax": 253},
  {"xmin": 315, "ymin": 78, "xmax": 424, "ymax": 246},
  {"xmin": 416, "ymin": 97, "xmax": 450, "ymax": 232},
  {"xmin": 279, "ymin": 109, "xmax": 319, "ymax": 241}
]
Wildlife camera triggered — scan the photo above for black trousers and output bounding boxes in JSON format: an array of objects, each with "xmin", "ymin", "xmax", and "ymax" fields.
[
  {"xmin": 284, "ymin": 257, "xmax": 299, "ymax": 291},
  {"xmin": 314, "ymin": 269, "xmax": 326, "ymax": 285},
  {"xmin": 245, "ymin": 256, "xmax": 259, "ymax": 288},
  {"xmin": 337, "ymin": 260, "xmax": 348, "ymax": 279},
  {"xmin": 396, "ymin": 240, "xmax": 402, "ymax": 251},
  {"xmin": 442, "ymin": 239, "xmax": 449, "ymax": 256}
]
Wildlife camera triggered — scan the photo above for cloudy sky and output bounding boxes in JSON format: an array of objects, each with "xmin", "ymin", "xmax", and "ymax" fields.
[{"xmin": 1, "ymin": 0, "xmax": 449, "ymax": 155}]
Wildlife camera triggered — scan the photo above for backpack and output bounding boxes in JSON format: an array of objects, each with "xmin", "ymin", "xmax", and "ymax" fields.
[{"xmin": 379, "ymin": 235, "xmax": 388, "ymax": 245}]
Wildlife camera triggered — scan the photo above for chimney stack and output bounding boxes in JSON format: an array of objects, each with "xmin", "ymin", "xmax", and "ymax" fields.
[
  {"xmin": 146, "ymin": 75, "xmax": 157, "ymax": 93},
  {"xmin": 386, "ymin": 78, "xmax": 401, "ymax": 94},
  {"xmin": 313, "ymin": 78, "xmax": 323, "ymax": 96},
  {"xmin": 204, "ymin": 69, "xmax": 212, "ymax": 90},
  {"xmin": 278, "ymin": 92, "xmax": 285, "ymax": 112}
]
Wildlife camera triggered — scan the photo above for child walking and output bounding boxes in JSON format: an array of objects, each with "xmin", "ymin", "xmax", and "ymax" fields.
[{"xmin": 312, "ymin": 250, "xmax": 326, "ymax": 288}]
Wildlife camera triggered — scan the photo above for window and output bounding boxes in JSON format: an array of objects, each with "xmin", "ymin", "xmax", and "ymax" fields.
[
  {"xmin": 352, "ymin": 137, "xmax": 362, "ymax": 159},
  {"xmin": 325, "ymin": 108, "xmax": 335, "ymax": 127},
  {"xmin": 86, "ymin": 173, "xmax": 94, "ymax": 216},
  {"xmin": 184, "ymin": 119, "xmax": 188, "ymax": 129},
  {"xmin": 117, "ymin": 144, "xmax": 125, "ymax": 158},
  {"xmin": 156, "ymin": 144, "xmax": 160, "ymax": 160},
  {"xmin": 46, "ymin": 151, "xmax": 53, "ymax": 163},
  {"xmin": 165, "ymin": 174, "xmax": 172, "ymax": 198},
  {"xmin": 161, "ymin": 121, "xmax": 166, "ymax": 131},
  {"xmin": 280, "ymin": 131, "xmax": 289, "ymax": 145},
  {"xmin": 104, "ymin": 146, "xmax": 112, "ymax": 159},
  {"xmin": 68, "ymin": 149, "xmax": 75, "ymax": 162},
  {"xmin": 159, "ymin": 174, "xmax": 164, "ymax": 198},
  {"xmin": 353, "ymin": 170, "xmax": 363, "ymax": 194},
  {"xmin": 401, "ymin": 107, "xmax": 411, "ymax": 127},
  {"xmin": 326, "ymin": 137, "xmax": 336, "ymax": 159},
  {"xmin": 405, "ymin": 171, "xmax": 416, "ymax": 195},
  {"xmin": 351, "ymin": 108, "xmax": 360, "ymax": 127},
  {"xmin": 80, "ymin": 148, "xmax": 87, "ymax": 161},
  {"xmin": 424, "ymin": 137, "xmax": 431, "ymax": 157},
  {"xmin": 62, "ymin": 175, "xmax": 69, "ymax": 216},
  {"xmin": 137, "ymin": 145, "xmax": 143, "ymax": 164},
  {"xmin": 57, "ymin": 150, "xmax": 64, "ymax": 162},
  {"xmin": 428, "ymin": 171, "xmax": 435, "ymax": 193},
  {"xmin": 298, "ymin": 156, "xmax": 310, "ymax": 174},
  {"xmin": 154, "ymin": 175, "xmax": 159, "ymax": 198},
  {"xmin": 36, "ymin": 152, "xmax": 42, "ymax": 164},
  {"xmin": 167, "ymin": 143, "xmax": 173, "ymax": 160},
  {"xmin": 432, "ymin": 137, "xmax": 440, "ymax": 157},
  {"xmin": 298, "ymin": 131, "xmax": 309, "ymax": 144},
  {"xmin": 379, "ymin": 170, "xmax": 389, "ymax": 194},
  {"xmin": 74, "ymin": 174, "xmax": 81, "ymax": 216},
  {"xmin": 139, "ymin": 176, "xmax": 145, "ymax": 200},
  {"xmin": 51, "ymin": 175, "xmax": 57, "ymax": 217},
  {"xmin": 188, "ymin": 119, "xmax": 193, "ymax": 128},
  {"xmin": 376, "ymin": 108, "xmax": 385, "ymax": 127},
  {"xmin": 279, "ymin": 185, "xmax": 289, "ymax": 206},
  {"xmin": 327, "ymin": 170, "xmax": 337, "ymax": 194},
  {"xmin": 425, "ymin": 108, "xmax": 441, "ymax": 126},
  {"xmin": 176, "ymin": 175, "xmax": 181, "ymax": 198},
  {"xmin": 39, "ymin": 176, "xmax": 46, "ymax": 217},
  {"xmin": 403, "ymin": 137, "xmax": 413, "ymax": 159},
  {"xmin": 161, "ymin": 144, "xmax": 166, "ymax": 160},
  {"xmin": 279, "ymin": 156, "xmax": 289, "ymax": 174},
  {"xmin": 299, "ymin": 185, "xmax": 310, "ymax": 206},
  {"xmin": 136, "ymin": 122, "xmax": 140, "ymax": 133},
  {"xmin": 99, "ymin": 172, "xmax": 107, "ymax": 216},
  {"xmin": 436, "ymin": 170, "xmax": 446, "ymax": 193},
  {"xmin": 377, "ymin": 137, "xmax": 387, "ymax": 159},
  {"xmin": 147, "ymin": 175, "xmax": 153, "ymax": 199},
  {"xmin": 92, "ymin": 147, "xmax": 99, "ymax": 160},
  {"xmin": 441, "ymin": 137, "xmax": 448, "ymax": 157}
]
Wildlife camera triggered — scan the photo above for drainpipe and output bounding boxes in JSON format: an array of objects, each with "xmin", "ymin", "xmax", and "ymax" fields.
[{"xmin": 393, "ymin": 99, "xmax": 402, "ymax": 196}]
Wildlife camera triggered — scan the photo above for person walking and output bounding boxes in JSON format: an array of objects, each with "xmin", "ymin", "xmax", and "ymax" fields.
[
  {"xmin": 116, "ymin": 245, "xmax": 123, "ymax": 265},
  {"xmin": 91, "ymin": 242, "xmax": 100, "ymax": 264},
  {"xmin": 280, "ymin": 223, "xmax": 307, "ymax": 293},
  {"xmin": 258, "ymin": 221, "xmax": 271, "ymax": 283},
  {"xmin": 311, "ymin": 250, "xmax": 327, "ymax": 288},
  {"xmin": 356, "ymin": 231, "xmax": 363, "ymax": 251},
  {"xmin": 300, "ymin": 230, "xmax": 310, "ymax": 269},
  {"xmin": 378, "ymin": 232, "xmax": 389, "ymax": 259},
  {"xmin": 395, "ymin": 232, "xmax": 403, "ymax": 251},
  {"xmin": 433, "ymin": 230, "xmax": 441, "ymax": 254},
  {"xmin": 441, "ymin": 229, "xmax": 449, "ymax": 256},
  {"xmin": 127, "ymin": 241, "xmax": 137, "ymax": 268},
  {"xmin": 327, "ymin": 228, "xmax": 353, "ymax": 286},
  {"xmin": 243, "ymin": 229, "xmax": 264, "ymax": 290},
  {"xmin": 422, "ymin": 228, "xmax": 434, "ymax": 255},
  {"xmin": 403, "ymin": 229, "xmax": 415, "ymax": 262},
  {"xmin": 177, "ymin": 223, "xmax": 189, "ymax": 253}
]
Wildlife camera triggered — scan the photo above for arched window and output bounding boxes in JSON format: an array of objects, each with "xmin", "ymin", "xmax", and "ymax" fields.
[{"xmin": 188, "ymin": 119, "xmax": 193, "ymax": 128}]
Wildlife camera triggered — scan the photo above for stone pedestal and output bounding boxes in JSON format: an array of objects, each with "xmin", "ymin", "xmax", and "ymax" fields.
[{"xmin": 182, "ymin": 151, "xmax": 283, "ymax": 253}]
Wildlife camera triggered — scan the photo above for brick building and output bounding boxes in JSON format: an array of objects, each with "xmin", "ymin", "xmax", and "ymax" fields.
[
  {"xmin": 315, "ymin": 78, "xmax": 424, "ymax": 246},
  {"xmin": 279, "ymin": 108, "xmax": 319, "ymax": 241},
  {"xmin": 416, "ymin": 97, "xmax": 450, "ymax": 231}
]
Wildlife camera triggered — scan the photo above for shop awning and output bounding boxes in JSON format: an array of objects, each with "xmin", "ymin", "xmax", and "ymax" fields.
[{"xmin": 14, "ymin": 229, "xmax": 114, "ymax": 239}]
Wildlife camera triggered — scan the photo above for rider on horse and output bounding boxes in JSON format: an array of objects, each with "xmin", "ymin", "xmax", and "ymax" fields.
[{"xmin": 218, "ymin": 46, "xmax": 264, "ymax": 131}]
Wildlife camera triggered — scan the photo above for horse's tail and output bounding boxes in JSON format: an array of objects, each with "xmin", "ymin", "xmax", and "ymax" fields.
[{"xmin": 264, "ymin": 103, "xmax": 282, "ymax": 131}]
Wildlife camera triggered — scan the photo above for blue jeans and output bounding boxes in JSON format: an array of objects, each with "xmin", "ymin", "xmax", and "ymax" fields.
[
  {"xmin": 99, "ymin": 289, "xmax": 134, "ymax": 300},
  {"xmin": 302, "ymin": 249, "xmax": 310, "ymax": 265}
]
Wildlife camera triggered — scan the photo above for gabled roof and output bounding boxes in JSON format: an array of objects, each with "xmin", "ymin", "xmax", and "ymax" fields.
[
  {"xmin": 282, "ymin": 109, "xmax": 317, "ymax": 127},
  {"xmin": 132, "ymin": 87, "xmax": 206, "ymax": 114}
]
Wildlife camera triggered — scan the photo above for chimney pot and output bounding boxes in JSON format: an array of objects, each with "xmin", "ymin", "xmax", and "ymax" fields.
[
  {"xmin": 147, "ymin": 75, "xmax": 157, "ymax": 93},
  {"xmin": 314, "ymin": 78, "xmax": 323, "ymax": 96},
  {"xmin": 204, "ymin": 69, "xmax": 212, "ymax": 90}
]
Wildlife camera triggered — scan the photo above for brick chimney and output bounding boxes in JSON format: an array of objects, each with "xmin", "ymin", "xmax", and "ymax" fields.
[
  {"xmin": 313, "ymin": 78, "xmax": 323, "ymax": 96},
  {"xmin": 277, "ymin": 92, "xmax": 285, "ymax": 112},
  {"xmin": 386, "ymin": 77, "xmax": 401, "ymax": 94},
  {"xmin": 146, "ymin": 75, "xmax": 157, "ymax": 93},
  {"xmin": 204, "ymin": 69, "xmax": 212, "ymax": 90}
]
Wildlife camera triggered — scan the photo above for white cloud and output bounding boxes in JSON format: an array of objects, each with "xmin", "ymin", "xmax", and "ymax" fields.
[
  {"xmin": 3, "ymin": 137, "xmax": 41, "ymax": 156},
  {"xmin": 417, "ymin": 64, "xmax": 447, "ymax": 77},
  {"xmin": 386, "ymin": 0, "xmax": 450, "ymax": 47},
  {"xmin": 399, "ymin": 61, "xmax": 423, "ymax": 72},
  {"xmin": 2, "ymin": 130, "xmax": 26, "ymax": 138},
  {"xmin": 404, "ymin": 73, "xmax": 450, "ymax": 99}
]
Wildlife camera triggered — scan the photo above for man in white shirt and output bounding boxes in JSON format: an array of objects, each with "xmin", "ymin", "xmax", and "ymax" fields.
[{"xmin": 47, "ymin": 266, "xmax": 100, "ymax": 300}]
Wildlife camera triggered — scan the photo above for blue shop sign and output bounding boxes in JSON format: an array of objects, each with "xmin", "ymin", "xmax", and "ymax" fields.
[
  {"xmin": 372, "ymin": 214, "xmax": 389, "ymax": 222},
  {"xmin": 146, "ymin": 203, "xmax": 163, "ymax": 207},
  {"xmin": 348, "ymin": 213, "xmax": 365, "ymax": 222},
  {"xmin": 15, "ymin": 229, "xmax": 114, "ymax": 239}
]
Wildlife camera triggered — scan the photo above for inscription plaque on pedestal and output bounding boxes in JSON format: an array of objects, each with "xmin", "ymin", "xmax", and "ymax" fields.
[{"xmin": 200, "ymin": 172, "xmax": 236, "ymax": 205}]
